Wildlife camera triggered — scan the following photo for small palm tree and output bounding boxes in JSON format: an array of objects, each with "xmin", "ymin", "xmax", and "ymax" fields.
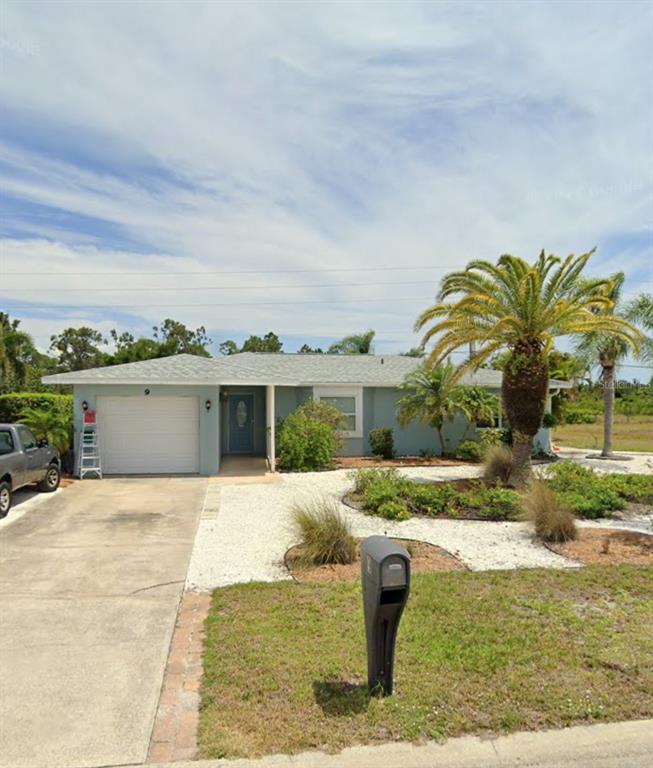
[
  {"xmin": 575, "ymin": 275, "xmax": 652, "ymax": 457},
  {"xmin": 416, "ymin": 250, "xmax": 641, "ymax": 485},
  {"xmin": 397, "ymin": 362, "xmax": 461, "ymax": 454},
  {"xmin": 19, "ymin": 408, "xmax": 71, "ymax": 454},
  {"xmin": 328, "ymin": 329, "xmax": 375, "ymax": 354},
  {"xmin": 455, "ymin": 385, "xmax": 499, "ymax": 443}
]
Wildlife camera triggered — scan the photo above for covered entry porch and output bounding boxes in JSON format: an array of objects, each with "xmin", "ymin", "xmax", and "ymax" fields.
[{"xmin": 219, "ymin": 385, "xmax": 277, "ymax": 471}]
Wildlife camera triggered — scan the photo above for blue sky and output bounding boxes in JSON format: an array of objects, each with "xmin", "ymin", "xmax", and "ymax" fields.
[{"xmin": 1, "ymin": 0, "xmax": 652, "ymax": 375}]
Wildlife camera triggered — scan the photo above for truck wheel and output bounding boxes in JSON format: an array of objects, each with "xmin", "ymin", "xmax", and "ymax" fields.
[
  {"xmin": 0, "ymin": 481, "xmax": 11, "ymax": 518},
  {"xmin": 38, "ymin": 464, "xmax": 61, "ymax": 493}
]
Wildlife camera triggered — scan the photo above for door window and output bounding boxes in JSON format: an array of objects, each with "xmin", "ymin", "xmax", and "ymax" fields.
[
  {"xmin": 0, "ymin": 430, "xmax": 14, "ymax": 455},
  {"xmin": 17, "ymin": 426, "xmax": 37, "ymax": 450},
  {"xmin": 236, "ymin": 400, "xmax": 248, "ymax": 427}
]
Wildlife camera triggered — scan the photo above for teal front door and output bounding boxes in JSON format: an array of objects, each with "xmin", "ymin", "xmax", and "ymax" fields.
[{"xmin": 228, "ymin": 394, "xmax": 254, "ymax": 453}]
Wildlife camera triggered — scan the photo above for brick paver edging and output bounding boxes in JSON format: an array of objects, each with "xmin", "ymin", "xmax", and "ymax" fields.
[{"xmin": 148, "ymin": 591, "xmax": 212, "ymax": 762}]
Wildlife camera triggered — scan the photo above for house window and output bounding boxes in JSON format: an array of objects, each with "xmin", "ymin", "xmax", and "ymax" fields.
[{"xmin": 314, "ymin": 387, "xmax": 363, "ymax": 438}]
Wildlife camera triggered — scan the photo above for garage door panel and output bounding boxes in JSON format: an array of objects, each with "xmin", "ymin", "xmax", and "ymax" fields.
[{"xmin": 97, "ymin": 396, "xmax": 200, "ymax": 474}]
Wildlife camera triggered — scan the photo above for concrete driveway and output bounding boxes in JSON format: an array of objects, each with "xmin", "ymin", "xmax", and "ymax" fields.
[{"xmin": 0, "ymin": 477, "xmax": 206, "ymax": 768}]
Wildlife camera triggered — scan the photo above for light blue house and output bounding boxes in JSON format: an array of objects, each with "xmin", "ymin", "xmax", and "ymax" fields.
[{"xmin": 42, "ymin": 353, "xmax": 568, "ymax": 476}]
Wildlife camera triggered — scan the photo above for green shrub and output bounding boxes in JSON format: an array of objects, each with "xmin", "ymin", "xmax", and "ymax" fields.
[
  {"xmin": 291, "ymin": 498, "xmax": 356, "ymax": 565},
  {"xmin": 541, "ymin": 413, "xmax": 557, "ymax": 429},
  {"xmin": 0, "ymin": 393, "xmax": 73, "ymax": 424},
  {"xmin": 454, "ymin": 439, "xmax": 484, "ymax": 462},
  {"xmin": 460, "ymin": 482, "xmax": 523, "ymax": 520},
  {"xmin": 524, "ymin": 480, "xmax": 577, "ymax": 543},
  {"xmin": 359, "ymin": 469, "xmax": 410, "ymax": 515},
  {"xmin": 545, "ymin": 462, "xmax": 624, "ymax": 519},
  {"xmin": 277, "ymin": 409, "xmax": 339, "ymax": 472},
  {"xmin": 477, "ymin": 428, "xmax": 504, "ymax": 449},
  {"xmin": 602, "ymin": 473, "xmax": 653, "ymax": 504},
  {"xmin": 483, "ymin": 445, "xmax": 513, "ymax": 484},
  {"xmin": 419, "ymin": 448, "xmax": 437, "ymax": 459},
  {"xmin": 296, "ymin": 399, "xmax": 346, "ymax": 438},
  {"xmin": 563, "ymin": 408, "xmax": 597, "ymax": 424},
  {"xmin": 376, "ymin": 500, "xmax": 411, "ymax": 521},
  {"xmin": 406, "ymin": 482, "xmax": 456, "ymax": 516},
  {"xmin": 348, "ymin": 467, "xmax": 397, "ymax": 495},
  {"xmin": 368, "ymin": 427, "xmax": 394, "ymax": 459},
  {"xmin": 18, "ymin": 407, "xmax": 72, "ymax": 453}
]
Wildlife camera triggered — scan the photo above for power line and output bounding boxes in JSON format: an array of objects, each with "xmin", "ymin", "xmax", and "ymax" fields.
[
  {"xmin": 0, "ymin": 264, "xmax": 457, "ymax": 277},
  {"xmin": 1, "ymin": 280, "xmax": 436, "ymax": 293},
  {"xmin": 2, "ymin": 295, "xmax": 437, "ymax": 310}
]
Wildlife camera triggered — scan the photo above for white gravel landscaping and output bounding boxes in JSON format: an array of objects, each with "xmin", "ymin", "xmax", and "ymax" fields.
[{"xmin": 186, "ymin": 464, "xmax": 578, "ymax": 591}]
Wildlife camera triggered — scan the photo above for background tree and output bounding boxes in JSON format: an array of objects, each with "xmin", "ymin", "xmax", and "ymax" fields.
[
  {"xmin": 0, "ymin": 313, "xmax": 40, "ymax": 392},
  {"xmin": 401, "ymin": 346, "xmax": 425, "ymax": 357},
  {"xmin": 397, "ymin": 362, "xmax": 461, "ymax": 455},
  {"xmin": 298, "ymin": 344, "xmax": 323, "ymax": 354},
  {"xmin": 416, "ymin": 250, "xmax": 641, "ymax": 484},
  {"xmin": 153, "ymin": 318, "xmax": 211, "ymax": 357},
  {"xmin": 49, "ymin": 327, "xmax": 107, "ymax": 372},
  {"xmin": 575, "ymin": 275, "xmax": 651, "ymax": 457},
  {"xmin": 219, "ymin": 332, "xmax": 283, "ymax": 355},
  {"xmin": 328, "ymin": 329, "xmax": 375, "ymax": 354},
  {"xmin": 108, "ymin": 330, "xmax": 161, "ymax": 364}
]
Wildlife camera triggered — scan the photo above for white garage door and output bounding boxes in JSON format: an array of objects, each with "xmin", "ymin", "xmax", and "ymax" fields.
[{"xmin": 97, "ymin": 396, "xmax": 200, "ymax": 474}]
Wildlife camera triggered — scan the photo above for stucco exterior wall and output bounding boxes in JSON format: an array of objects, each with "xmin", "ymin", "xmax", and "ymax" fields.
[{"xmin": 73, "ymin": 383, "xmax": 220, "ymax": 475}]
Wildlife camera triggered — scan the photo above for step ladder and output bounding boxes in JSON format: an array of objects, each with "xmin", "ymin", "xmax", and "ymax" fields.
[{"xmin": 78, "ymin": 409, "xmax": 102, "ymax": 479}]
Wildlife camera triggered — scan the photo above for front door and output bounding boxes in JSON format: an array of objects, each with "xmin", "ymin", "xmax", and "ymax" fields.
[{"xmin": 228, "ymin": 394, "xmax": 254, "ymax": 453}]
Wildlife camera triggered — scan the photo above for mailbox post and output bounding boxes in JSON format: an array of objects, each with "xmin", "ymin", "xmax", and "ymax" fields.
[{"xmin": 360, "ymin": 536, "xmax": 411, "ymax": 695}]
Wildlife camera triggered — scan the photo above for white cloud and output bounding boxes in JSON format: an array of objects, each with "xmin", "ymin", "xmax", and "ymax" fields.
[{"xmin": 0, "ymin": 0, "xmax": 651, "ymax": 354}]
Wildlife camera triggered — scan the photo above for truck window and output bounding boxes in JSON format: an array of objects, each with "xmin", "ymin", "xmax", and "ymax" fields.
[
  {"xmin": 0, "ymin": 430, "xmax": 14, "ymax": 455},
  {"xmin": 17, "ymin": 426, "xmax": 37, "ymax": 450}
]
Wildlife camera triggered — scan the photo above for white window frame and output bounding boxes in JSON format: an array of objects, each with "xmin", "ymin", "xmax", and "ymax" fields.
[{"xmin": 314, "ymin": 386, "xmax": 363, "ymax": 439}]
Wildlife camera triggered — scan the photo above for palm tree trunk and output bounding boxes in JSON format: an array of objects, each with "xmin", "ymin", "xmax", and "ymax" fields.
[
  {"xmin": 601, "ymin": 363, "xmax": 615, "ymax": 457},
  {"xmin": 437, "ymin": 426, "xmax": 446, "ymax": 456},
  {"xmin": 503, "ymin": 342, "xmax": 549, "ymax": 487},
  {"xmin": 509, "ymin": 432, "xmax": 533, "ymax": 486}
]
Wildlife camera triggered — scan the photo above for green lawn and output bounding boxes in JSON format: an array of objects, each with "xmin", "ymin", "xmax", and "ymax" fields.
[
  {"xmin": 199, "ymin": 566, "xmax": 653, "ymax": 759},
  {"xmin": 553, "ymin": 414, "xmax": 653, "ymax": 452}
]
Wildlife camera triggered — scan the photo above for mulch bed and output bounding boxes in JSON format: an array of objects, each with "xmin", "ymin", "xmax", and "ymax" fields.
[
  {"xmin": 335, "ymin": 456, "xmax": 467, "ymax": 469},
  {"xmin": 548, "ymin": 528, "xmax": 653, "ymax": 566},
  {"xmin": 285, "ymin": 538, "xmax": 466, "ymax": 583}
]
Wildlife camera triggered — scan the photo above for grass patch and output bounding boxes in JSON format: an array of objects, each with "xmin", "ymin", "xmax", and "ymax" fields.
[
  {"xmin": 553, "ymin": 414, "xmax": 653, "ymax": 453},
  {"xmin": 199, "ymin": 566, "xmax": 653, "ymax": 759}
]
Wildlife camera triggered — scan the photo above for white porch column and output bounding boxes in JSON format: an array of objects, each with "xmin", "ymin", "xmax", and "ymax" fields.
[{"xmin": 266, "ymin": 384, "xmax": 276, "ymax": 472}]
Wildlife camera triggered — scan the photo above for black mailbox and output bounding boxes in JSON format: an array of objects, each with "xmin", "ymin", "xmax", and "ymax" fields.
[{"xmin": 360, "ymin": 535, "xmax": 411, "ymax": 695}]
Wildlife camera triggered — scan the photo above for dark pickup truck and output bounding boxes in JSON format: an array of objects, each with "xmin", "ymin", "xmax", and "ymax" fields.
[{"xmin": 0, "ymin": 423, "xmax": 61, "ymax": 518}]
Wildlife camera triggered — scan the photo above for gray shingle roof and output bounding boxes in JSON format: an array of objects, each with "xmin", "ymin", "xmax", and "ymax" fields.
[{"xmin": 41, "ymin": 351, "xmax": 571, "ymax": 389}]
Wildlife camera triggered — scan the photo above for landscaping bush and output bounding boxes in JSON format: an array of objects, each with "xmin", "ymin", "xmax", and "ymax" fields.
[
  {"xmin": 348, "ymin": 467, "xmax": 397, "ymax": 495},
  {"xmin": 544, "ymin": 462, "xmax": 624, "ymax": 519},
  {"xmin": 541, "ymin": 413, "xmax": 557, "ymax": 429},
  {"xmin": 483, "ymin": 445, "xmax": 513, "ymax": 484},
  {"xmin": 296, "ymin": 399, "xmax": 346, "ymax": 435},
  {"xmin": 368, "ymin": 427, "xmax": 394, "ymax": 459},
  {"xmin": 356, "ymin": 470, "xmax": 522, "ymax": 521},
  {"xmin": 524, "ymin": 480, "xmax": 577, "ymax": 543},
  {"xmin": 277, "ymin": 407, "xmax": 340, "ymax": 472},
  {"xmin": 0, "ymin": 393, "xmax": 73, "ymax": 424},
  {"xmin": 563, "ymin": 408, "xmax": 597, "ymax": 424},
  {"xmin": 454, "ymin": 439, "xmax": 484, "ymax": 462},
  {"xmin": 291, "ymin": 498, "xmax": 356, "ymax": 565},
  {"xmin": 477, "ymin": 428, "xmax": 504, "ymax": 449},
  {"xmin": 376, "ymin": 500, "xmax": 411, "ymax": 521}
]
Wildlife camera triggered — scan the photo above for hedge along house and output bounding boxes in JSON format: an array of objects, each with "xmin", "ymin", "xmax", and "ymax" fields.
[{"xmin": 41, "ymin": 353, "xmax": 570, "ymax": 476}]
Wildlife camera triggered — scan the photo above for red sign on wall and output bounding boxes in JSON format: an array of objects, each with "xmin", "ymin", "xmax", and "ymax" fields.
[{"xmin": 83, "ymin": 410, "xmax": 97, "ymax": 424}]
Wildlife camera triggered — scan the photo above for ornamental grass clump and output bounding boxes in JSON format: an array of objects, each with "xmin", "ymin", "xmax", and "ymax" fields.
[
  {"xmin": 291, "ymin": 498, "xmax": 356, "ymax": 566},
  {"xmin": 525, "ymin": 480, "xmax": 577, "ymax": 543},
  {"xmin": 483, "ymin": 445, "xmax": 513, "ymax": 485}
]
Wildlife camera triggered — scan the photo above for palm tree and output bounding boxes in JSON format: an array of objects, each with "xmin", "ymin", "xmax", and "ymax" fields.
[
  {"xmin": 397, "ymin": 362, "xmax": 461, "ymax": 454},
  {"xmin": 328, "ymin": 329, "xmax": 375, "ymax": 354},
  {"xmin": 455, "ymin": 385, "xmax": 499, "ymax": 443},
  {"xmin": 416, "ymin": 250, "xmax": 641, "ymax": 485},
  {"xmin": 575, "ymin": 275, "xmax": 651, "ymax": 457},
  {"xmin": 19, "ymin": 407, "xmax": 71, "ymax": 454}
]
